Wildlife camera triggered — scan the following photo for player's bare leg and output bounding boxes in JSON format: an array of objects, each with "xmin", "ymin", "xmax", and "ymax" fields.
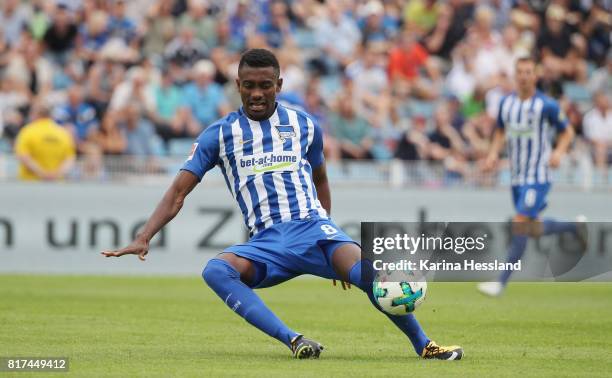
[
  {"xmin": 478, "ymin": 214, "xmax": 530, "ymax": 296},
  {"xmin": 215, "ymin": 252, "xmax": 258, "ymax": 283},
  {"xmin": 479, "ymin": 213, "xmax": 586, "ymax": 297},
  {"xmin": 331, "ymin": 243, "xmax": 463, "ymax": 360}
]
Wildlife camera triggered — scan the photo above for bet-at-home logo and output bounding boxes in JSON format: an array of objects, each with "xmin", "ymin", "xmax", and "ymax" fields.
[{"xmin": 238, "ymin": 152, "xmax": 299, "ymax": 175}]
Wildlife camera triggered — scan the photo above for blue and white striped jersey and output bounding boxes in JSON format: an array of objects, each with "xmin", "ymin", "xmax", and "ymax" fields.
[
  {"xmin": 182, "ymin": 103, "xmax": 328, "ymax": 236},
  {"xmin": 497, "ymin": 91, "xmax": 568, "ymax": 185}
]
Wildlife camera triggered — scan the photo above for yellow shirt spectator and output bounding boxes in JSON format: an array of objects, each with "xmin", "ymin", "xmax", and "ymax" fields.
[
  {"xmin": 404, "ymin": 0, "xmax": 440, "ymax": 34},
  {"xmin": 14, "ymin": 117, "xmax": 76, "ymax": 181}
]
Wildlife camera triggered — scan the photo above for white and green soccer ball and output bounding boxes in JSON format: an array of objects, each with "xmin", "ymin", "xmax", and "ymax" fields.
[{"xmin": 373, "ymin": 271, "xmax": 427, "ymax": 315}]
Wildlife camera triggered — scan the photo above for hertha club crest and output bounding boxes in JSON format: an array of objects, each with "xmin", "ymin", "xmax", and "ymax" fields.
[{"xmin": 274, "ymin": 124, "xmax": 296, "ymax": 141}]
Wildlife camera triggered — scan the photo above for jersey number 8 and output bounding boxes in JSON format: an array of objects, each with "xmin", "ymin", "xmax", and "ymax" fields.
[{"xmin": 320, "ymin": 225, "xmax": 338, "ymax": 235}]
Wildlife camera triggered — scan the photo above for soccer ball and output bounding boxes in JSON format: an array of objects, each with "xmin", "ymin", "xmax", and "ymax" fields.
[{"xmin": 373, "ymin": 271, "xmax": 427, "ymax": 315}]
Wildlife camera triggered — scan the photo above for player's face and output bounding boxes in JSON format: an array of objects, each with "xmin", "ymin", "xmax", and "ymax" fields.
[
  {"xmin": 236, "ymin": 65, "xmax": 282, "ymax": 121},
  {"xmin": 515, "ymin": 61, "xmax": 537, "ymax": 93}
]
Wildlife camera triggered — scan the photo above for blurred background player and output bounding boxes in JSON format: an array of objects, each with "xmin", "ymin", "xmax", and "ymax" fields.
[
  {"xmin": 583, "ymin": 91, "xmax": 612, "ymax": 181},
  {"xmin": 14, "ymin": 101, "xmax": 75, "ymax": 181},
  {"xmin": 478, "ymin": 56, "xmax": 586, "ymax": 297}
]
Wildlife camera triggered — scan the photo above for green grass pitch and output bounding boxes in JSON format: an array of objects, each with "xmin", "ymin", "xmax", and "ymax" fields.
[{"xmin": 1, "ymin": 275, "xmax": 611, "ymax": 377}]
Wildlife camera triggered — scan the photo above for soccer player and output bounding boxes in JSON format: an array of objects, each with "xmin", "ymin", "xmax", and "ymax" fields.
[
  {"xmin": 478, "ymin": 56, "xmax": 586, "ymax": 297},
  {"xmin": 102, "ymin": 49, "xmax": 463, "ymax": 360}
]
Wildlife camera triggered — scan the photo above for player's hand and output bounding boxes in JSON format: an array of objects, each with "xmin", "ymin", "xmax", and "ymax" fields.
[
  {"xmin": 101, "ymin": 239, "xmax": 149, "ymax": 261},
  {"xmin": 332, "ymin": 279, "xmax": 351, "ymax": 290},
  {"xmin": 549, "ymin": 151, "xmax": 563, "ymax": 168}
]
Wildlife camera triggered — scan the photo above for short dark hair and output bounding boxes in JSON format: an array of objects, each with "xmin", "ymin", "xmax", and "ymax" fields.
[{"xmin": 238, "ymin": 49, "xmax": 280, "ymax": 77}]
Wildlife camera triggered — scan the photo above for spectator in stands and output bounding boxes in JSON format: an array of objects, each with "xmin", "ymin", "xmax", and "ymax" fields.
[
  {"xmin": 87, "ymin": 52, "xmax": 125, "ymax": 117},
  {"xmin": 537, "ymin": 58, "xmax": 564, "ymax": 99},
  {"xmin": 587, "ymin": 51, "xmax": 611, "ymax": 94},
  {"xmin": 403, "ymin": 0, "xmax": 440, "ymax": 35},
  {"xmin": 0, "ymin": 27, "xmax": 8, "ymax": 69},
  {"xmin": 304, "ymin": 78, "xmax": 327, "ymax": 128},
  {"xmin": 14, "ymin": 101, "xmax": 75, "ymax": 181},
  {"xmin": 388, "ymin": 27, "xmax": 441, "ymax": 99},
  {"xmin": 151, "ymin": 67, "xmax": 199, "ymax": 146},
  {"xmin": 446, "ymin": 37, "xmax": 478, "ymax": 100},
  {"xmin": 461, "ymin": 85, "xmax": 487, "ymax": 120},
  {"xmin": 53, "ymin": 84, "xmax": 98, "ymax": 151},
  {"xmin": 183, "ymin": 59, "xmax": 230, "ymax": 128},
  {"xmin": 463, "ymin": 112, "xmax": 494, "ymax": 161},
  {"xmin": 142, "ymin": 0, "xmax": 176, "ymax": 58},
  {"xmin": 303, "ymin": 78, "xmax": 340, "ymax": 161},
  {"xmin": 329, "ymin": 93, "xmax": 374, "ymax": 160},
  {"xmin": 446, "ymin": 94, "xmax": 466, "ymax": 132},
  {"xmin": 580, "ymin": 0, "xmax": 610, "ymax": 65},
  {"xmin": 4, "ymin": 38, "xmax": 53, "ymax": 100},
  {"xmin": 257, "ymin": 0, "xmax": 295, "ymax": 49},
  {"xmin": 151, "ymin": 67, "xmax": 183, "ymax": 123},
  {"xmin": 216, "ymin": 15, "xmax": 243, "ymax": 54},
  {"xmin": 394, "ymin": 116, "xmax": 430, "ymax": 161},
  {"xmin": 346, "ymin": 42, "xmax": 391, "ymax": 128},
  {"xmin": 209, "ymin": 47, "xmax": 233, "ymax": 87},
  {"xmin": 358, "ymin": 0, "xmax": 399, "ymax": 45},
  {"xmin": 117, "ymin": 104, "xmax": 158, "ymax": 157},
  {"xmin": 178, "ymin": 0, "xmax": 218, "ymax": 50},
  {"xmin": 313, "ymin": 1, "xmax": 361, "ymax": 74},
  {"xmin": 428, "ymin": 104, "xmax": 469, "ymax": 179},
  {"xmin": 78, "ymin": 9, "xmax": 111, "ymax": 63},
  {"xmin": 0, "ymin": 76, "xmax": 29, "ymax": 141},
  {"xmin": 583, "ymin": 91, "xmax": 612, "ymax": 177},
  {"xmin": 0, "ymin": 0, "xmax": 30, "ymax": 47},
  {"xmin": 28, "ymin": 0, "xmax": 50, "ymax": 42},
  {"xmin": 109, "ymin": 67, "xmax": 155, "ymax": 117},
  {"xmin": 108, "ymin": 0, "xmax": 138, "ymax": 46},
  {"xmin": 0, "ymin": 0, "xmax": 608, "ymax": 186},
  {"xmin": 489, "ymin": 0, "xmax": 512, "ymax": 32},
  {"xmin": 537, "ymin": 4, "xmax": 587, "ymax": 83},
  {"xmin": 423, "ymin": 0, "xmax": 474, "ymax": 59},
  {"xmin": 42, "ymin": 3, "xmax": 78, "ymax": 64},
  {"xmin": 469, "ymin": 6, "xmax": 504, "ymax": 85},
  {"xmin": 92, "ymin": 110, "xmax": 126, "ymax": 155},
  {"xmin": 227, "ymin": 0, "xmax": 251, "ymax": 52},
  {"xmin": 277, "ymin": 48, "xmax": 306, "ymax": 99},
  {"xmin": 164, "ymin": 25, "xmax": 208, "ymax": 68}
]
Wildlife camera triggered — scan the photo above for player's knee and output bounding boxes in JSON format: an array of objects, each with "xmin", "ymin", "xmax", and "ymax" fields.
[
  {"xmin": 512, "ymin": 214, "xmax": 531, "ymax": 223},
  {"xmin": 512, "ymin": 215, "xmax": 541, "ymax": 237},
  {"xmin": 202, "ymin": 258, "xmax": 234, "ymax": 287}
]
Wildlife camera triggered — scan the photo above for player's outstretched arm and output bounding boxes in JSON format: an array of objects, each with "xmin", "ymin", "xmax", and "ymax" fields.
[
  {"xmin": 549, "ymin": 125, "xmax": 574, "ymax": 168},
  {"xmin": 101, "ymin": 170, "xmax": 199, "ymax": 260},
  {"xmin": 483, "ymin": 129, "xmax": 506, "ymax": 171}
]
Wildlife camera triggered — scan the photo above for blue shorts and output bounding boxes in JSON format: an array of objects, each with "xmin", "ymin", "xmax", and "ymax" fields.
[
  {"xmin": 512, "ymin": 183, "xmax": 551, "ymax": 219},
  {"xmin": 223, "ymin": 217, "xmax": 358, "ymax": 289}
]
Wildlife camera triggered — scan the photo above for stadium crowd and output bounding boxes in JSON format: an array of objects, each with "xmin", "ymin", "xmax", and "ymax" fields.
[{"xmin": 0, "ymin": 0, "xmax": 610, "ymax": 182}]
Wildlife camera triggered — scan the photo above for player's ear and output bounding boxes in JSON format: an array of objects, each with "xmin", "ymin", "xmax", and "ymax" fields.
[
  {"xmin": 276, "ymin": 77, "xmax": 283, "ymax": 93},
  {"xmin": 235, "ymin": 78, "xmax": 241, "ymax": 91}
]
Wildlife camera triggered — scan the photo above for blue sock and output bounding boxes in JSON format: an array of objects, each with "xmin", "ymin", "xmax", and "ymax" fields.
[
  {"xmin": 542, "ymin": 218, "xmax": 576, "ymax": 235},
  {"xmin": 349, "ymin": 261, "xmax": 430, "ymax": 355},
  {"xmin": 499, "ymin": 234, "xmax": 528, "ymax": 286},
  {"xmin": 203, "ymin": 258, "xmax": 299, "ymax": 348}
]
